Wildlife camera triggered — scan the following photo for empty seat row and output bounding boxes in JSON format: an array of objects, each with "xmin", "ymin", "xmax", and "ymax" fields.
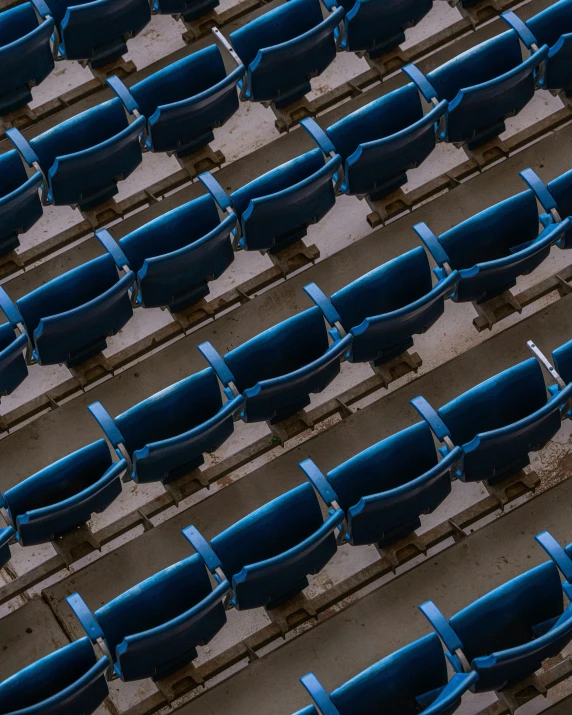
[
  {"xmin": 3, "ymin": 0, "xmax": 571, "ymax": 259},
  {"xmin": 3, "ymin": 524, "xmax": 572, "ymax": 713},
  {"xmin": 1, "ymin": 335, "xmax": 571, "ymax": 587},
  {"xmin": 1, "ymin": 162, "xmax": 571, "ymax": 413},
  {"xmin": 294, "ymin": 530, "xmax": 572, "ymax": 714}
]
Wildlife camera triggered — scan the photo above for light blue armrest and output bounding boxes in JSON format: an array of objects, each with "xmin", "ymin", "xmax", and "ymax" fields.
[
  {"xmin": 299, "ymin": 458, "xmax": 339, "ymax": 508},
  {"xmin": 536, "ymin": 531, "xmax": 572, "ymax": 583},
  {"xmin": 413, "ymin": 222, "xmax": 452, "ymax": 268},
  {"xmin": 410, "ymin": 396, "xmax": 452, "ymax": 443},
  {"xmin": 419, "ymin": 600, "xmax": 464, "ymax": 653},
  {"xmin": 198, "ymin": 342, "xmax": 237, "ymax": 388},
  {"xmin": 6, "ymin": 128, "xmax": 40, "ymax": 169},
  {"xmin": 88, "ymin": 401, "xmax": 125, "ymax": 449},
  {"xmin": 182, "ymin": 525, "xmax": 224, "ymax": 579},
  {"xmin": 300, "ymin": 118, "xmax": 337, "ymax": 157},
  {"xmin": 303, "ymin": 283, "xmax": 342, "ymax": 329},
  {"xmin": 199, "ymin": 172, "xmax": 233, "ymax": 212},
  {"xmin": 402, "ymin": 64, "xmax": 439, "ymax": 104},
  {"xmin": 501, "ymin": 11, "xmax": 539, "ymax": 50},
  {"xmin": 0, "ymin": 287, "xmax": 25, "ymax": 329},
  {"xmin": 300, "ymin": 673, "xmax": 340, "ymax": 715},
  {"xmin": 520, "ymin": 168, "xmax": 559, "ymax": 213},
  {"xmin": 95, "ymin": 229, "xmax": 131, "ymax": 271},
  {"xmin": 66, "ymin": 593, "xmax": 105, "ymax": 642},
  {"xmin": 106, "ymin": 76, "xmax": 141, "ymax": 116},
  {"xmin": 30, "ymin": 0, "xmax": 52, "ymax": 19}
]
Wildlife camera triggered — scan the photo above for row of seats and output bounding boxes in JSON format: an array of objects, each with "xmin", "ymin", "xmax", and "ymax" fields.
[
  {"xmin": 0, "ymin": 0, "xmax": 435, "ymax": 117},
  {"xmin": 1, "ymin": 161, "xmax": 570, "ymax": 403},
  {"xmin": 2, "ymin": 0, "xmax": 570, "ymax": 256},
  {"xmin": 0, "ymin": 334, "xmax": 570, "ymax": 606},
  {"xmin": 2, "ymin": 524, "xmax": 572, "ymax": 713}
]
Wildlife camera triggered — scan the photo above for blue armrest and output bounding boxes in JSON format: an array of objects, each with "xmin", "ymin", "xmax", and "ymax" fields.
[
  {"xmin": 182, "ymin": 525, "xmax": 224, "ymax": 579},
  {"xmin": 300, "ymin": 673, "xmax": 340, "ymax": 715},
  {"xmin": 66, "ymin": 593, "xmax": 105, "ymax": 642},
  {"xmin": 413, "ymin": 223, "xmax": 452, "ymax": 268},
  {"xmin": 535, "ymin": 531, "xmax": 572, "ymax": 583},
  {"xmin": 520, "ymin": 168, "xmax": 560, "ymax": 215},
  {"xmin": 0, "ymin": 287, "xmax": 25, "ymax": 330},
  {"xmin": 402, "ymin": 64, "xmax": 439, "ymax": 104},
  {"xmin": 501, "ymin": 11, "xmax": 539, "ymax": 51},
  {"xmin": 410, "ymin": 396, "xmax": 452, "ymax": 443},
  {"xmin": 88, "ymin": 401, "xmax": 126, "ymax": 450},
  {"xmin": 424, "ymin": 672, "xmax": 479, "ymax": 714},
  {"xmin": 106, "ymin": 76, "xmax": 141, "ymax": 116},
  {"xmin": 419, "ymin": 600, "xmax": 464, "ymax": 654},
  {"xmin": 298, "ymin": 458, "xmax": 340, "ymax": 508},
  {"xmin": 300, "ymin": 118, "xmax": 337, "ymax": 157},
  {"xmin": 199, "ymin": 172, "xmax": 233, "ymax": 212},
  {"xmin": 30, "ymin": 0, "xmax": 52, "ymax": 19},
  {"xmin": 198, "ymin": 341, "xmax": 237, "ymax": 388},
  {"xmin": 303, "ymin": 283, "xmax": 342, "ymax": 329},
  {"xmin": 6, "ymin": 128, "xmax": 40, "ymax": 169},
  {"xmin": 95, "ymin": 230, "xmax": 131, "ymax": 272}
]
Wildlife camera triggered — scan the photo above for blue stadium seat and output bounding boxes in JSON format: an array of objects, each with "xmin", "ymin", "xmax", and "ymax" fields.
[
  {"xmin": 107, "ymin": 47, "xmax": 245, "ymax": 158},
  {"xmin": 535, "ymin": 531, "xmax": 572, "ymax": 599},
  {"xmin": 0, "ymin": 440, "xmax": 126, "ymax": 546},
  {"xmin": 527, "ymin": 0, "xmax": 572, "ymax": 97},
  {"xmin": 198, "ymin": 307, "xmax": 353, "ymax": 424},
  {"xmin": 332, "ymin": 0, "xmax": 432, "ymax": 57},
  {"xmin": 5, "ymin": 231, "xmax": 135, "ymax": 367},
  {"xmin": 153, "ymin": 0, "xmax": 219, "ymax": 21},
  {"xmin": 301, "ymin": 85, "xmax": 447, "ymax": 201},
  {"xmin": 66, "ymin": 553, "xmax": 230, "ymax": 681},
  {"xmin": 521, "ymin": 167, "xmax": 572, "ymax": 249},
  {"xmin": 226, "ymin": 0, "xmax": 344, "ymax": 107},
  {"xmin": 108, "ymin": 194, "xmax": 236, "ymax": 312},
  {"xmin": 0, "ymin": 3, "xmax": 54, "ymax": 115},
  {"xmin": 88, "ymin": 368, "xmax": 244, "ymax": 484},
  {"xmin": 199, "ymin": 148, "xmax": 341, "ymax": 253},
  {"xmin": 6, "ymin": 98, "xmax": 145, "ymax": 211},
  {"xmin": 420, "ymin": 556, "xmax": 572, "ymax": 692},
  {"xmin": 552, "ymin": 339, "xmax": 572, "ymax": 387},
  {"xmin": 183, "ymin": 482, "xmax": 344, "ymax": 610},
  {"xmin": 0, "ymin": 150, "xmax": 43, "ymax": 257},
  {"xmin": 414, "ymin": 191, "xmax": 571, "ymax": 304},
  {"xmin": 31, "ymin": 0, "xmax": 151, "ymax": 67},
  {"xmin": 299, "ymin": 421, "xmax": 461, "ymax": 547},
  {"xmin": 403, "ymin": 23, "xmax": 548, "ymax": 148},
  {"xmin": 0, "ymin": 526, "xmax": 14, "ymax": 569},
  {"xmin": 303, "ymin": 247, "xmax": 459, "ymax": 365},
  {"xmin": 0, "ymin": 289, "xmax": 28, "ymax": 397},
  {"xmin": 411, "ymin": 355, "xmax": 572, "ymax": 483},
  {"xmin": 297, "ymin": 634, "xmax": 478, "ymax": 715},
  {"xmin": 0, "ymin": 638, "xmax": 109, "ymax": 713}
]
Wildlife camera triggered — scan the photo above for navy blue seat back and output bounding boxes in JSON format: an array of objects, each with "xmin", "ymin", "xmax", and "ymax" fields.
[
  {"xmin": 338, "ymin": 0, "xmax": 432, "ymax": 57},
  {"xmin": 445, "ymin": 562, "xmax": 572, "ymax": 692},
  {"xmin": 230, "ymin": 148, "xmax": 341, "ymax": 252},
  {"xmin": 528, "ymin": 0, "xmax": 572, "ymax": 95},
  {"xmin": 1, "ymin": 440, "xmax": 124, "ymax": 546},
  {"xmin": 327, "ymin": 247, "xmax": 458, "ymax": 363},
  {"xmin": 553, "ymin": 339, "xmax": 572, "ymax": 386},
  {"xmin": 27, "ymin": 98, "xmax": 144, "ymax": 209},
  {"xmin": 426, "ymin": 31, "xmax": 546, "ymax": 146},
  {"xmin": 325, "ymin": 83, "xmax": 446, "ymax": 200},
  {"xmin": 43, "ymin": 0, "xmax": 151, "ymax": 66},
  {"xmin": 230, "ymin": 0, "xmax": 343, "ymax": 107},
  {"xmin": 118, "ymin": 195, "xmax": 235, "ymax": 311},
  {"xmin": 0, "ymin": 527, "xmax": 14, "ymax": 569},
  {"xmin": 436, "ymin": 358, "xmax": 566, "ymax": 482},
  {"xmin": 547, "ymin": 169, "xmax": 572, "ymax": 248},
  {"xmin": 211, "ymin": 482, "xmax": 339, "ymax": 609},
  {"xmin": 0, "ymin": 150, "xmax": 43, "ymax": 257},
  {"xmin": 0, "ymin": 3, "xmax": 54, "ymax": 114},
  {"xmin": 105, "ymin": 368, "xmax": 238, "ymax": 484},
  {"xmin": 0, "ymin": 637, "xmax": 109, "ymax": 714},
  {"xmin": 219, "ymin": 306, "xmax": 350, "ymax": 423},
  {"xmin": 125, "ymin": 47, "xmax": 244, "ymax": 156},
  {"xmin": 418, "ymin": 191, "xmax": 557, "ymax": 303},
  {"xmin": 325, "ymin": 422, "xmax": 454, "ymax": 546},
  {"xmin": 0, "ymin": 322, "xmax": 28, "ymax": 396},
  {"xmin": 153, "ymin": 0, "xmax": 219, "ymax": 21},
  {"xmin": 17, "ymin": 252, "xmax": 134, "ymax": 367},
  {"xmin": 91, "ymin": 554, "xmax": 227, "ymax": 681}
]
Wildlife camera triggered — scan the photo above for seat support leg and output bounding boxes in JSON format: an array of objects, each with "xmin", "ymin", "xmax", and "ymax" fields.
[
  {"xmin": 267, "ymin": 240, "xmax": 320, "ymax": 277},
  {"xmin": 484, "ymin": 468, "xmax": 540, "ymax": 510},
  {"xmin": 370, "ymin": 350, "xmax": 422, "ymax": 388},
  {"xmin": 53, "ymin": 523, "xmax": 101, "ymax": 567},
  {"xmin": 267, "ymin": 589, "xmax": 317, "ymax": 636},
  {"xmin": 472, "ymin": 289, "xmax": 522, "ymax": 331},
  {"xmin": 497, "ymin": 672, "xmax": 548, "ymax": 714},
  {"xmin": 176, "ymin": 145, "xmax": 225, "ymax": 179},
  {"xmin": 88, "ymin": 56, "xmax": 137, "ymax": 83}
]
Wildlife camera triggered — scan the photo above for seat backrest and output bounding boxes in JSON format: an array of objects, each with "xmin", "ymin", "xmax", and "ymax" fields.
[
  {"xmin": 116, "ymin": 367, "xmax": 224, "ymax": 457},
  {"xmin": 439, "ymin": 358, "xmax": 547, "ymax": 448},
  {"xmin": 231, "ymin": 148, "xmax": 339, "ymax": 251},
  {"xmin": 0, "ymin": 148, "xmax": 32, "ymax": 199},
  {"xmin": 327, "ymin": 422, "xmax": 438, "ymax": 511},
  {"xmin": 225, "ymin": 307, "xmax": 329, "ymax": 392},
  {"xmin": 0, "ymin": 322, "xmax": 28, "ymax": 396},
  {"xmin": 528, "ymin": 0, "xmax": 572, "ymax": 52},
  {"xmin": 331, "ymin": 247, "xmax": 433, "ymax": 331},
  {"xmin": 212, "ymin": 481, "xmax": 325, "ymax": 582},
  {"xmin": 451, "ymin": 562, "xmax": 563, "ymax": 663},
  {"xmin": 553, "ymin": 339, "xmax": 572, "ymax": 386},
  {"xmin": 548, "ymin": 169, "xmax": 572, "ymax": 247},
  {"xmin": 439, "ymin": 190, "xmax": 540, "ymax": 270},
  {"xmin": 330, "ymin": 634, "xmax": 448, "ymax": 715},
  {"xmin": 0, "ymin": 3, "xmax": 39, "ymax": 45},
  {"xmin": 0, "ymin": 637, "xmax": 108, "ymax": 714},
  {"xmin": 0, "ymin": 151, "xmax": 43, "ymax": 251}
]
